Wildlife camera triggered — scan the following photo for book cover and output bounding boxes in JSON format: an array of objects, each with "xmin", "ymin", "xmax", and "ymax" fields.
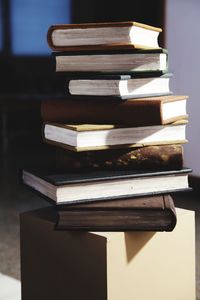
[
  {"xmin": 56, "ymin": 194, "xmax": 177, "ymax": 232},
  {"xmin": 47, "ymin": 21, "xmax": 162, "ymax": 52},
  {"xmin": 22, "ymin": 168, "xmax": 192, "ymax": 204},
  {"xmin": 66, "ymin": 71, "xmax": 168, "ymax": 80},
  {"xmin": 41, "ymin": 95, "xmax": 188, "ymax": 127}
]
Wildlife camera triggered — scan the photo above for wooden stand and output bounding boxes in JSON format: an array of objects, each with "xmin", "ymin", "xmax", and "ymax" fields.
[{"xmin": 20, "ymin": 207, "xmax": 196, "ymax": 300}]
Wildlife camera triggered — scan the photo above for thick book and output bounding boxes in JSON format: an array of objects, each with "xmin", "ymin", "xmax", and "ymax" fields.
[
  {"xmin": 53, "ymin": 48, "xmax": 168, "ymax": 74},
  {"xmin": 55, "ymin": 144, "xmax": 184, "ymax": 171},
  {"xmin": 67, "ymin": 73, "xmax": 172, "ymax": 100},
  {"xmin": 41, "ymin": 95, "xmax": 188, "ymax": 127},
  {"xmin": 56, "ymin": 194, "xmax": 177, "ymax": 232},
  {"xmin": 22, "ymin": 168, "xmax": 191, "ymax": 205},
  {"xmin": 43, "ymin": 120, "xmax": 188, "ymax": 152},
  {"xmin": 47, "ymin": 21, "xmax": 162, "ymax": 52}
]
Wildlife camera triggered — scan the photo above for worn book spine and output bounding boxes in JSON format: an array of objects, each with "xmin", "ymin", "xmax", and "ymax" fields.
[
  {"xmin": 54, "ymin": 144, "xmax": 184, "ymax": 172},
  {"xmin": 56, "ymin": 194, "xmax": 177, "ymax": 232}
]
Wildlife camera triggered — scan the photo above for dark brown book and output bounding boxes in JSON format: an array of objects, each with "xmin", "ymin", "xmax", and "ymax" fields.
[
  {"xmin": 56, "ymin": 194, "xmax": 177, "ymax": 232},
  {"xmin": 41, "ymin": 95, "xmax": 188, "ymax": 127},
  {"xmin": 55, "ymin": 144, "xmax": 184, "ymax": 171},
  {"xmin": 47, "ymin": 21, "xmax": 162, "ymax": 52}
]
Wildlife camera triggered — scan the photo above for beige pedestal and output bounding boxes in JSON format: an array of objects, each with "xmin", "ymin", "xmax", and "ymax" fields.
[{"xmin": 20, "ymin": 207, "xmax": 195, "ymax": 300}]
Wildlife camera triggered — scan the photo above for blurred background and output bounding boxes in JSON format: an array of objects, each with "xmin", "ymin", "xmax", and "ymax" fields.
[{"xmin": 0, "ymin": 0, "xmax": 199, "ymax": 299}]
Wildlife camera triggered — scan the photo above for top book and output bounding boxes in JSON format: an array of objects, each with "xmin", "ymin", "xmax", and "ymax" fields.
[{"xmin": 47, "ymin": 21, "xmax": 162, "ymax": 52}]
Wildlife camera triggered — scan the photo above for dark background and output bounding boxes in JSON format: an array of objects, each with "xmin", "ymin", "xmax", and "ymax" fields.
[
  {"xmin": 0, "ymin": 0, "xmax": 165, "ymax": 156},
  {"xmin": 0, "ymin": 0, "xmax": 165, "ymax": 94}
]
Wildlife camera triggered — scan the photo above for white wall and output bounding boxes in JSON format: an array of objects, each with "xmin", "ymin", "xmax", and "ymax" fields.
[{"xmin": 165, "ymin": 0, "xmax": 200, "ymax": 176}]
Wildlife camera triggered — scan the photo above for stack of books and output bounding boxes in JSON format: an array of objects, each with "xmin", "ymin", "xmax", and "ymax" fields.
[{"xmin": 23, "ymin": 21, "xmax": 191, "ymax": 232}]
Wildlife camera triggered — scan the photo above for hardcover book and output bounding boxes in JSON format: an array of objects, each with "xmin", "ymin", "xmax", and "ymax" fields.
[
  {"xmin": 22, "ymin": 168, "xmax": 191, "ymax": 205},
  {"xmin": 53, "ymin": 48, "xmax": 168, "ymax": 73},
  {"xmin": 47, "ymin": 21, "xmax": 162, "ymax": 52},
  {"xmin": 43, "ymin": 120, "xmax": 188, "ymax": 152},
  {"xmin": 41, "ymin": 95, "xmax": 188, "ymax": 127},
  {"xmin": 67, "ymin": 73, "xmax": 172, "ymax": 100},
  {"xmin": 56, "ymin": 194, "xmax": 177, "ymax": 232}
]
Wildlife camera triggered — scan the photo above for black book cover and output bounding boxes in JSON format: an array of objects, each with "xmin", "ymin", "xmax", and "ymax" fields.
[
  {"xmin": 32, "ymin": 168, "xmax": 192, "ymax": 186},
  {"xmin": 65, "ymin": 72, "xmax": 172, "ymax": 80},
  {"xmin": 53, "ymin": 48, "xmax": 168, "ymax": 57}
]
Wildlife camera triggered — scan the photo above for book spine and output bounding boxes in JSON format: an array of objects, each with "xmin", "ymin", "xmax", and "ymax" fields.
[
  {"xmin": 54, "ymin": 145, "xmax": 183, "ymax": 172},
  {"xmin": 56, "ymin": 209, "xmax": 175, "ymax": 231},
  {"xmin": 163, "ymin": 194, "xmax": 177, "ymax": 231}
]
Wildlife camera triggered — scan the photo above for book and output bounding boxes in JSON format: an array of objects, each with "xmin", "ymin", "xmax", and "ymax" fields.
[
  {"xmin": 41, "ymin": 95, "xmax": 188, "ymax": 127},
  {"xmin": 42, "ymin": 120, "xmax": 188, "ymax": 152},
  {"xmin": 53, "ymin": 48, "xmax": 168, "ymax": 73},
  {"xmin": 56, "ymin": 194, "xmax": 177, "ymax": 232},
  {"xmin": 47, "ymin": 21, "xmax": 162, "ymax": 52},
  {"xmin": 55, "ymin": 144, "xmax": 184, "ymax": 171},
  {"xmin": 22, "ymin": 168, "xmax": 191, "ymax": 205},
  {"xmin": 67, "ymin": 73, "xmax": 172, "ymax": 100}
]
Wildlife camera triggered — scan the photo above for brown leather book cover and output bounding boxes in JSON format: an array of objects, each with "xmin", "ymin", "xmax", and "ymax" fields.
[
  {"xmin": 41, "ymin": 95, "xmax": 188, "ymax": 127},
  {"xmin": 56, "ymin": 194, "xmax": 177, "ymax": 232},
  {"xmin": 47, "ymin": 21, "xmax": 162, "ymax": 52},
  {"xmin": 54, "ymin": 144, "xmax": 184, "ymax": 172}
]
